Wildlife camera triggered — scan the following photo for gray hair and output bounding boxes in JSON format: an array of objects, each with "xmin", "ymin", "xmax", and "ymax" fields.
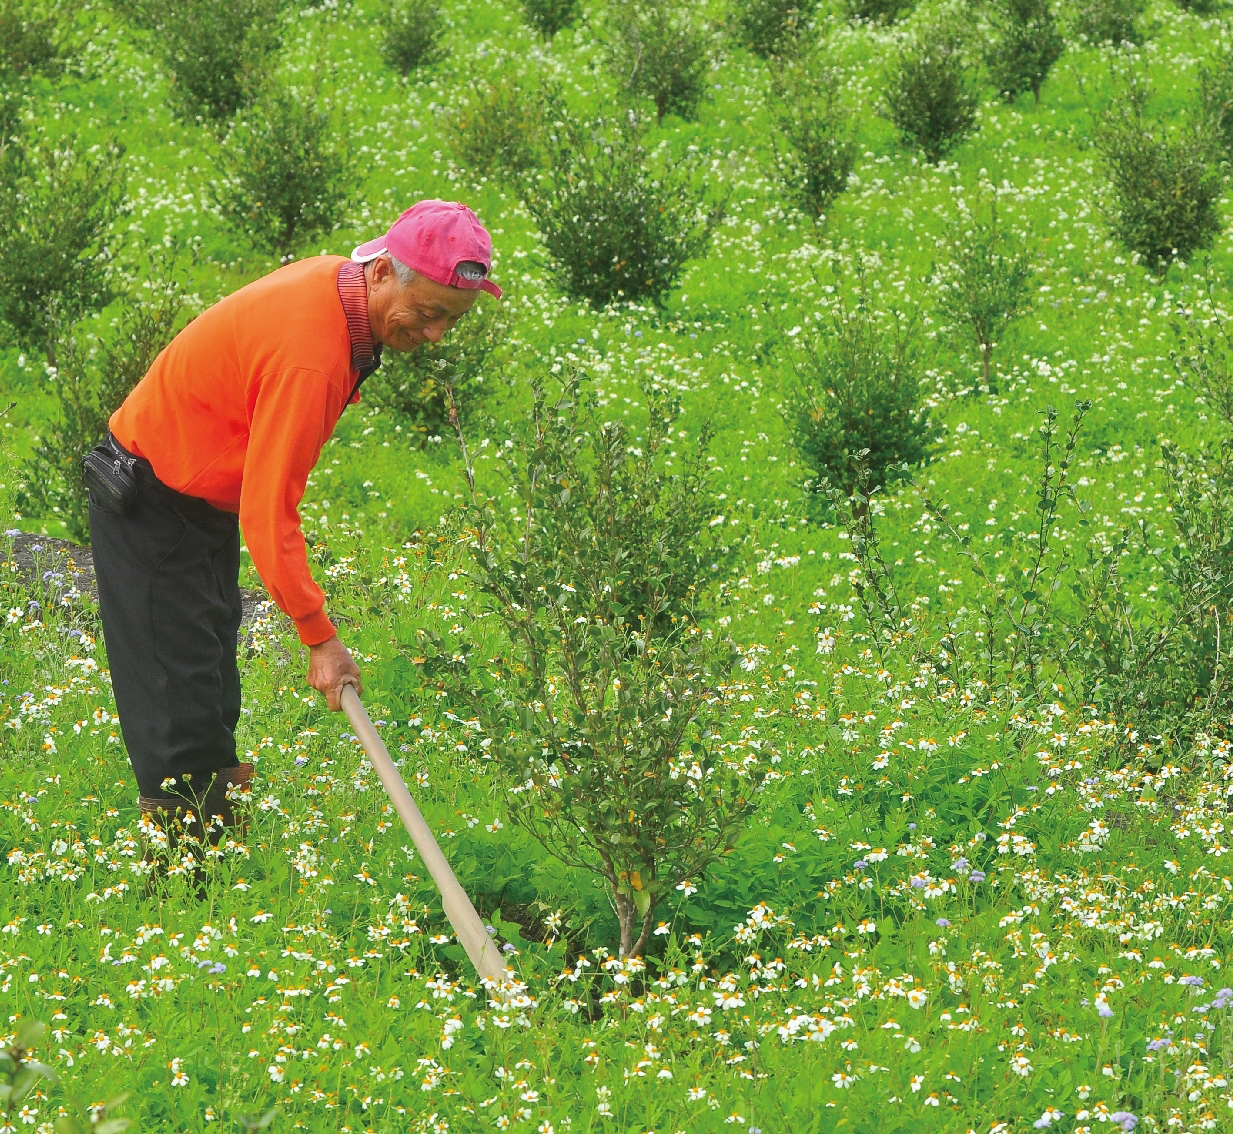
[{"xmin": 386, "ymin": 253, "xmax": 418, "ymax": 286}]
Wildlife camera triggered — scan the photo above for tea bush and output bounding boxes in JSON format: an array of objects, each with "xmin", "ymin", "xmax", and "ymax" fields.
[
  {"xmin": 1068, "ymin": 0, "xmax": 1146, "ymax": 45},
  {"xmin": 1094, "ymin": 79, "xmax": 1221, "ymax": 274},
  {"xmin": 984, "ymin": 0, "xmax": 1064, "ymax": 105},
  {"xmin": 125, "ymin": 0, "xmax": 285, "ymax": 123},
  {"xmin": 845, "ymin": 0, "xmax": 914, "ymax": 23},
  {"xmin": 0, "ymin": 0, "xmax": 75, "ymax": 86},
  {"xmin": 883, "ymin": 31, "xmax": 979, "ymax": 163},
  {"xmin": 769, "ymin": 56, "xmax": 858, "ymax": 221},
  {"xmin": 605, "ymin": 0, "xmax": 712, "ymax": 125},
  {"xmin": 733, "ymin": 0, "xmax": 816, "ymax": 59},
  {"xmin": 379, "ymin": 0, "xmax": 448, "ymax": 76},
  {"xmin": 430, "ymin": 374, "xmax": 757, "ymax": 958},
  {"xmin": 784, "ymin": 257, "xmax": 933, "ymax": 503},
  {"xmin": 520, "ymin": 103, "xmax": 721, "ymax": 306},
  {"xmin": 364, "ymin": 293, "xmax": 510, "ymax": 446},
  {"xmin": 19, "ymin": 249, "xmax": 193, "ymax": 540},
  {"xmin": 444, "ymin": 70, "xmax": 545, "ymax": 183},
  {"xmin": 0, "ymin": 135, "xmax": 126, "ymax": 368},
  {"xmin": 931, "ymin": 196, "xmax": 1035, "ymax": 390},
  {"xmin": 1200, "ymin": 44, "xmax": 1233, "ymax": 160},
  {"xmin": 519, "ymin": 0, "xmax": 580, "ymax": 40},
  {"xmin": 213, "ymin": 77, "xmax": 356, "ymax": 262}
]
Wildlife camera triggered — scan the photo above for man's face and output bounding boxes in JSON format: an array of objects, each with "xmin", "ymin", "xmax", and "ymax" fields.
[{"xmin": 366, "ymin": 256, "xmax": 478, "ymax": 353}]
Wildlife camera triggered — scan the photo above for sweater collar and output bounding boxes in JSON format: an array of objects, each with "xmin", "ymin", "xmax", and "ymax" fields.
[{"xmin": 336, "ymin": 260, "xmax": 382, "ymax": 382}]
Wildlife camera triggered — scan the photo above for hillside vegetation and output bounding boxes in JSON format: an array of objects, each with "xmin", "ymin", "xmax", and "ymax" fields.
[{"xmin": 4, "ymin": 0, "xmax": 1233, "ymax": 1130}]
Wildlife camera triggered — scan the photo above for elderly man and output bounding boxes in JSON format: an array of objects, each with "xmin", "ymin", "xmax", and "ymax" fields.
[{"xmin": 86, "ymin": 200, "xmax": 500, "ymax": 845}]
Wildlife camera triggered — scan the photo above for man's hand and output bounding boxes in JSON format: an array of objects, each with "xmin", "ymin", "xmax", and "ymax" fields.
[{"xmin": 307, "ymin": 634, "xmax": 362, "ymax": 711}]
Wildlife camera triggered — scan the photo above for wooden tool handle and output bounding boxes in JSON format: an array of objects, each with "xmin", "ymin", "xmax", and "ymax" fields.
[{"xmin": 340, "ymin": 685, "xmax": 509, "ymax": 988}]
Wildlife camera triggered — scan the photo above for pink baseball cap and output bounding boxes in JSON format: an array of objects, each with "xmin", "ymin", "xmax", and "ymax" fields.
[{"xmin": 351, "ymin": 200, "xmax": 502, "ymax": 298}]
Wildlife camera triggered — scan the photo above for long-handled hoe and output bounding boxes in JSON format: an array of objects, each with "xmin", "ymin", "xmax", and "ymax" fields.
[{"xmin": 340, "ymin": 685, "xmax": 510, "ymax": 989}]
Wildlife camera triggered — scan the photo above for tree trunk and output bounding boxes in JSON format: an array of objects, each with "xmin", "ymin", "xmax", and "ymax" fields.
[
  {"xmin": 627, "ymin": 907, "xmax": 656, "ymax": 959},
  {"xmin": 981, "ymin": 344, "xmax": 993, "ymax": 390},
  {"xmin": 615, "ymin": 890, "xmax": 636, "ymax": 957},
  {"xmin": 614, "ymin": 890, "xmax": 658, "ymax": 957}
]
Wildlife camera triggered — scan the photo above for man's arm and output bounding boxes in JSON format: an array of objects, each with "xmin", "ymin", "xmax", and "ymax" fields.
[{"xmin": 239, "ymin": 366, "xmax": 361, "ymax": 710}]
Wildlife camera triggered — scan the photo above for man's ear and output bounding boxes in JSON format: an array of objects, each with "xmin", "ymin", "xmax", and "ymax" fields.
[{"xmin": 368, "ymin": 257, "xmax": 390, "ymax": 285}]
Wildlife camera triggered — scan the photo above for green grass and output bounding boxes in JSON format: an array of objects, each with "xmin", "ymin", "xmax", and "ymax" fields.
[{"xmin": 4, "ymin": 0, "xmax": 1233, "ymax": 1130}]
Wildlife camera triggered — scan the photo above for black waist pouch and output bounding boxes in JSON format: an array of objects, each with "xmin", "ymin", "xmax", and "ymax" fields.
[{"xmin": 82, "ymin": 437, "xmax": 138, "ymax": 516}]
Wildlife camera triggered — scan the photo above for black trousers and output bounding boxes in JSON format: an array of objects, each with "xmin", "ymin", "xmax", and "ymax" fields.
[{"xmin": 89, "ymin": 437, "xmax": 243, "ymax": 800}]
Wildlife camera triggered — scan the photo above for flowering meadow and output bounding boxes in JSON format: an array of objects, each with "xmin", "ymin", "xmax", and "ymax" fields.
[{"xmin": 6, "ymin": 0, "xmax": 1233, "ymax": 1131}]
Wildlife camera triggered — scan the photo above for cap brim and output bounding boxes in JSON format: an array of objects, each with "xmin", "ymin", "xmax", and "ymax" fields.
[{"xmin": 351, "ymin": 239, "xmax": 386, "ymax": 263}]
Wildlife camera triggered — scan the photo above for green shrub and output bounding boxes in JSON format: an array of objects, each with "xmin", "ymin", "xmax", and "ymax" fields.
[
  {"xmin": 445, "ymin": 70, "xmax": 545, "ymax": 183},
  {"xmin": 19, "ymin": 248, "xmax": 193, "ymax": 540},
  {"xmin": 427, "ymin": 373, "xmax": 759, "ymax": 958},
  {"xmin": 846, "ymin": 0, "xmax": 914, "ymax": 22},
  {"xmin": 883, "ymin": 32, "xmax": 979, "ymax": 163},
  {"xmin": 520, "ymin": 0, "xmax": 580, "ymax": 39},
  {"xmin": 365, "ymin": 294, "xmax": 510, "ymax": 446},
  {"xmin": 1094, "ymin": 79, "xmax": 1221, "ymax": 274},
  {"xmin": 520, "ymin": 103, "xmax": 721, "ymax": 307},
  {"xmin": 125, "ymin": 0, "xmax": 285, "ymax": 123},
  {"xmin": 931, "ymin": 197, "xmax": 1034, "ymax": 390},
  {"xmin": 984, "ymin": 0, "xmax": 1064, "ymax": 105},
  {"xmin": 379, "ymin": 0, "xmax": 448, "ymax": 76},
  {"xmin": 0, "ymin": 0, "xmax": 76, "ymax": 86},
  {"xmin": 785, "ymin": 260, "xmax": 932, "ymax": 504},
  {"xmin": 213, "ymin": 77, "xmax": 357, "ymax": 263},
  {"xmin": 1200, "ymin": 44, "xmax": 1233, "ymax": 160},
  {"xmin": 733, "ymin": 0, "xmax": 816, "ymax": 59},
  {"xmin": 606, "ymin": 0, "xmax": 712, "ymax": 124},
  {"xmin": 0, "ymin": 136, "xmax": 126, "ymax": 368},
  {"xmin": 769, "ymin": 57, "xmax": 858, "ymax": 221},
  {"xmin": 1068, "ymin": 0, "xmax": 1146, "ymax": 45}
]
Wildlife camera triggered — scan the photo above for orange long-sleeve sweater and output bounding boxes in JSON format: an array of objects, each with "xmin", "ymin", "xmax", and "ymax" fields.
[{"xmin": 110, "ymin": 255, "xmax": 364, "ymax": 646}]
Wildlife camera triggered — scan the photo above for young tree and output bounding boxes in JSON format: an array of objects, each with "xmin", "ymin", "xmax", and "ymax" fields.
[
  {"xmin": 0, "ymin": 136, "xmax": 127, "ymax": 368},
  {"xmin": 785, "ymin": 259, "xmax": 932, "ymax": 506},
  {"xmin": 984, "ymin": 0, "xmax": 1064, "ymax": 106},
  {"xmin": 734, "ymin": 0, "xmax": 816, "ymax": 59},
  {"xmin": 520, "ymin": 102, "xmax": 721, "ymax": 307},
  {"xmin": 932, "ymin": 197, "xmax": 1034, "ymax": 389},
  {"xmin": 445, "ymin": 69, "xmax": 546, "ymax": 184},
  {"xmin": 213, "ymin": 77, "xmax": 357, "ymax": 263},
  {"xmin": 0, "ymin": 0, "xmax": 77, "ymax": 86},
  {"xmin": 1200, "ymin": 43, "xmax": 1233, "ymax": 160},
  {"xmin": 429, "ymin": 374, "xmax": 763, "ymax": 958},
  {"xmin": 769, "ymin": 57, "xmax": 858, "ymax": 221},
  {"xmin": 380, "ymin": 0, "xmax": 448, "ymax": 76},
  {"xmin": 125, "ymin": 0, "xmax": 286, "ymax": 123},
  {"xmin": 606, "ymin": 0, "xmax": 712, "ymax": 125},
  {"xmin": 1095, "ymin": 77, "xmax": 1221, "ymax": 274},
  {"xmin": 883, "ymin": 33, "xmax": 979, "ymax": 163},
  {"xmin": 1068, "ymin": 0, "xmax": 1146, "ymax": 46},
  {"xmin": 520, "ymin": 0, "xmax": 580, "ymax": 40},
  {"xmin": 846, "ymin": 0, "xmax": 915, "ymax": 22},
  {"xmin": 20, "ymin": 247, "xmax": 194, "ymax": 539}
]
